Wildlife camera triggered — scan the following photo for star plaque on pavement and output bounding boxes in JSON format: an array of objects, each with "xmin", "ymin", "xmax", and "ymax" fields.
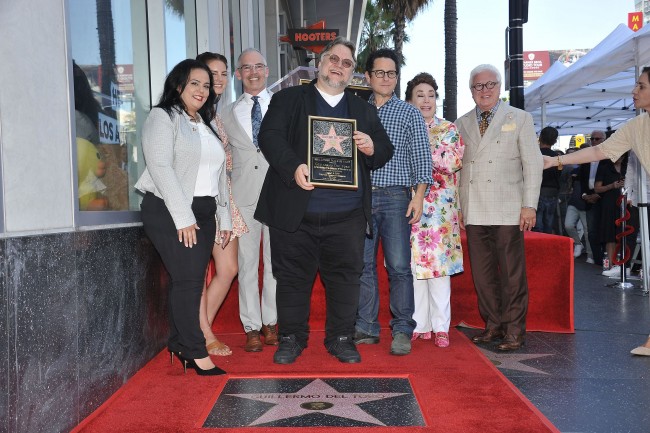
[{"xmin": 203, "ymin": 377, "xmax": 425, "ymax": 428}]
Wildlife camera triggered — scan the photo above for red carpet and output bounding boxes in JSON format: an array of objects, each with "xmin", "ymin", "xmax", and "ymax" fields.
[
  {"xmin": 207, "ymin": 231, "xmax": 574, "ymax": 335},
  {"xmin": 72, "ymin": 329, "xmax": 558, "ymax": 433}
]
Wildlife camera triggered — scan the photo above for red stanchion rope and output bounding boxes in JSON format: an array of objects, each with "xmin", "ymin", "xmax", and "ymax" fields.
[{"xmin": 612, "ymin": 194, "xmax": 635, "ymax": 265}]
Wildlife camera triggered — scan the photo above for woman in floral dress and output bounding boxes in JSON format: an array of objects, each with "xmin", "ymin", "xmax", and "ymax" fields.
[
  {"xmin": 197, "ymin": 52, "xmax": 248, "ymax": 356},
  {"xmin": 405, "ymin": 73, "xmax": 464, "ymax": 348}
]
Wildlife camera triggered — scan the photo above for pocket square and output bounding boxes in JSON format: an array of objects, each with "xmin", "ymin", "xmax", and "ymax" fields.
[{"xmin": 501, "ymin": 123, "xmax": 517, "ymax": 132}]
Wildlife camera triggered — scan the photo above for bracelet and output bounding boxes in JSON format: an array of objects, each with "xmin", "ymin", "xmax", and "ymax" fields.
[{"xmin": 556, "ymin": 155, "xmax": 563, "ymax": 171}]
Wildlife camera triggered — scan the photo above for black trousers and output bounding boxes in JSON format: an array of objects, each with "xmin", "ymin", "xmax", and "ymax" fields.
[
  {"xmin": 269, "ymin": 208, "xmax": 366, "ymax": 347},
  {"xmin": 465, "ymin": 225, "xmax": 529, "ymax": 336},
  {"xmin": 140, "ymin": 193, "xmax": 216, "ymax": 358}
]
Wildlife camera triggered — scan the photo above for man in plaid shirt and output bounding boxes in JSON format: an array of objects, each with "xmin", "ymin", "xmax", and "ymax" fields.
[{"xmin": 354, "ymin": 48, "xmax": 434, "ymax": 356}]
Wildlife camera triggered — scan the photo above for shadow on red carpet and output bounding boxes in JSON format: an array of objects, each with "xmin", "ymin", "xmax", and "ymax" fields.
[{"xmin": 72, "ymin": 329, "xmax": 558, "ymax": 433}]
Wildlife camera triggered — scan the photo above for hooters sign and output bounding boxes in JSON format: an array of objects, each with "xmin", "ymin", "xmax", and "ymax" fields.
[
  {"xmin": 280, "ymin": 20, "xmax": 338, "ymax": 54},
  {"xmin": 629, "ymin": 12, "xmax": 643, "ymax": 32}
]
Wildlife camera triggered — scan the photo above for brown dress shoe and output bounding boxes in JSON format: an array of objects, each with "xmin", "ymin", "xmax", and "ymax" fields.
[
  {"xmin": 471, "ymin": 328, "xmax": 506, "ymax": 344},
  {"xmin": 245, "ymin": 330, "xmax": 263, "ymax": 352},
  {"xmin": 496, "ymin": 334, "xmax": 525, "ymax": 351},
  {"xmin": 261, "ymin": 324, "xmax": 279, "ymax": 346}
]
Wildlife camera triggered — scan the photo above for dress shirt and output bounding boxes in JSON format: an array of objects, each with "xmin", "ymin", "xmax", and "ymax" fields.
[
  {"xmin": 233, "ymin": 88, "xmax": 271, "ymax": 141},
  {"xmin": 474, "ymin": 100, "xmax": 501, "ymax": 127},
  {"xmin": 588, "ymin": 162, "xmax": 598, "ymax": 190},
  {"xmin": 193, "ymin": 120, "xmax": 225, "ymax": 197},
  {"xmin": 368, "ymin": 94, "xmax": 433, "ymax": 187}
]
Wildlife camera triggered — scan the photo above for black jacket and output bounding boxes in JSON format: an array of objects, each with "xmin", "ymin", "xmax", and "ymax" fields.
[{"xmin": 254, "ymin": 80, "xmax": 393, "ymax": 233}]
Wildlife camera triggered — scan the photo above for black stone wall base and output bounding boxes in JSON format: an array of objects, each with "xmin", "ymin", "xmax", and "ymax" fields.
[{"xmin": 0, "ymin": 227, "xmax": 169, "ymax": 433}]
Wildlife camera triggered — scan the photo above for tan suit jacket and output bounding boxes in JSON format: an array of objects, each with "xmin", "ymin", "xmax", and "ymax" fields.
[
  {"xmin": 456, "ymin": 103, "xmax": 542, "ymax": 226},
  {"xmin": 221, "ymin": 94, "xmax": 271, "ymax": 208}
]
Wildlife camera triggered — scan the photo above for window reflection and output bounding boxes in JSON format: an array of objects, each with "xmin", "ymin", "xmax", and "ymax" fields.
[{"xmin": 69, "ymin": 0, "xmax": 148, "ymax": 212}]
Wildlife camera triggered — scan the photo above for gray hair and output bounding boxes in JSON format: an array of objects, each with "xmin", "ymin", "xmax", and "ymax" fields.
[
  {"xmin": 469, "ymin": 64, "xmax": 502, "ymax": 88},
  {"xmin": 319, "ymin": 36, "xmax": 357, "ymax": 64},
  {"xmin": 237, "ymin": 48, "xmax": 266, "ymax": 67}
]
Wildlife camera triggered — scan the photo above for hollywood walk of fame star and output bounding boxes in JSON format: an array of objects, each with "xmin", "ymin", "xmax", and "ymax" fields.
[
  {"xmin": 227, "ymin": 378, "xmax": 407, "ymax": 426},
  {"xmin": 479, "ymin": 348, "xmax": 553, "ymax": 375},
  {"xmin": 317, "ymin": 125, "xmax": 348, "ymax": 154}
]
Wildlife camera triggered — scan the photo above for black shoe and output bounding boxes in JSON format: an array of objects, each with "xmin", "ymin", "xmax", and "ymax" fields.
[
  {"xmin": 273, "ymin": 335, "xmax": 304, "ymax": 364},
  {"xmin": 173, "ymin": 352, "xmax": 226, "ymax": 376},
  {"xmin": 327, "ymin": 336, "xmax": 361, "ymax": 363},
  {"xmin": 353, "ymin": 330, "xmax": 380, "ymax": 345}
]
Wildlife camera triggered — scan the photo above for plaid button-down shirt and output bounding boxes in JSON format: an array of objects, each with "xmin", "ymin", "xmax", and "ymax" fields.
[{"xmin": 368, "ymin": 94, "xmax": 433, "ymax": 188}]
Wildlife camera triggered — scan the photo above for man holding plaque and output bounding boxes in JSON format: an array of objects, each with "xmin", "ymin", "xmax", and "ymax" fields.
[
  {"xmin": 254, "ymin": 37, "xmax": 393, "ymax": 365},
  {"xmin": 355, "ymin": 48, "xmax": 434, "ymax": 356}
]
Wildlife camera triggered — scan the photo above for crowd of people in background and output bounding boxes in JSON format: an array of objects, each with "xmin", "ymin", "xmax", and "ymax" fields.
[{"xmin": 129, "ymin": 37, "xmax": 650, "ymax": 376}]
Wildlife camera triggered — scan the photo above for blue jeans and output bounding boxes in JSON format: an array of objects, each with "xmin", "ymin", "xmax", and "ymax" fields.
[
  {"xmin": 356, "ymin": 186, "xmax": 415, "ymax": 337},
  {"xmin": 534, "ymin": 195, "xmax": 558, "ymax": 234}
]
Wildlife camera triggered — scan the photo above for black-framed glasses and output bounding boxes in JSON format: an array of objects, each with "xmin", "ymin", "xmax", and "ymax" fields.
[
  {"xmin": 323, "ymin": 53, "xmax": 355, "ymax": 69},
  {"xmin": 591, "ymin": 136, "xmax": 605, "ymax": 142},
  {"xmin": 238, "ymin": 63, "xmax": 267, "ymax": 73},
  {"xmin": 471, "ymin": 81, "xmax": 499, "ymax": 91},
  {"xmin": 370, "ymin": 70, "xmax": 398, "ymax": 79}
]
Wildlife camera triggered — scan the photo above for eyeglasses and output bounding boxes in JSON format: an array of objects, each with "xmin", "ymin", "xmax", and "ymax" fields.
[
  {"xmin": 591, "ymin": 136, "xmax": 605, "ymax": 142},
  {"xmin": 471, "ymin": 81, "xmax": 499, "ymax": 91},
  {"xmin": 238, "ymin": 63, "xmax": 267, "ymax": 73},
  {"xmin": 370, "ymin": 70, "xmax": 398, "ymax": 79},
  {"xmin": 323, "ymin": 53, "xmax": 355, "ymax": 69}
]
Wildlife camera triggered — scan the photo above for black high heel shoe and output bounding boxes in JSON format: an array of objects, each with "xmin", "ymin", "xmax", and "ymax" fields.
[{"xmin": 174, "ymin": 352, "xmax": 226, "ymax": 376}]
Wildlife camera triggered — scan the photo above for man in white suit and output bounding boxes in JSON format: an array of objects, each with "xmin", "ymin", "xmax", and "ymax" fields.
[
  {"xmin": 456, "ymin": 64, "xmax": 542, "ymax": 351},
  {"xmin": 221, "ymin": 48, "xmax": 277, "ymax": 352}
]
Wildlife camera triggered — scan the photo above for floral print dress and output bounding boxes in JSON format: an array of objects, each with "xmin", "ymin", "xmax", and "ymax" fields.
[
  {"xmin": 214, "ymin": 115, "xmax": 248, "ymax": 242},
  {"xmin": 411, "ymin": 116, "xmax": 464, "ymax": 279}
]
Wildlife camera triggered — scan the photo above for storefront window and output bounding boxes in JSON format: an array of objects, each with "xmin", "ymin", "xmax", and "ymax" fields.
[{"xmin": 68, "ymin": 0, "xmax": 149, "ymax": 212}]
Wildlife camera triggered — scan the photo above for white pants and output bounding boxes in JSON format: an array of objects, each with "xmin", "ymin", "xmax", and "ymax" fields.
[{"xmin": 412, "ymin": 276, "xmax": 451, "ymax": 333}]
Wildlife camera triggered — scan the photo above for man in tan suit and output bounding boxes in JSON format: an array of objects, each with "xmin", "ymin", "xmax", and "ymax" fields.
[
  {"xmin": 221, "ymin": 49, "xmax": 277, "ymax": 352},
  {"xmin": 456, "ymin": 64, "xmax": 542, "ymax": 351}
]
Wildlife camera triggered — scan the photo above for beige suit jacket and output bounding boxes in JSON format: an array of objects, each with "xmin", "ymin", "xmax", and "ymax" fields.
[
  {"xmin": 456, "ymin": 103, "xmax": 542, "ymax": 226},
  {"xmin": 221, "ymin": 93, "xmax": 271, "ymax": 209}
]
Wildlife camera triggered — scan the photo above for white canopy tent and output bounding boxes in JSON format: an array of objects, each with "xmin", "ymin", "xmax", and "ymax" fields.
[
  {"xmin": 524, "ymin": 23, "xmax": 650, "ymax": 135},
  {"xmin": 524, "ymin": 23, "xmax": 650, "ymax": 293}
]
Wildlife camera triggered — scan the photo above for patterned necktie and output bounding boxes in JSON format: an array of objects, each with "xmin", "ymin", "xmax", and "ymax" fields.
[
  {"xmin": 251, "ymin": 95, "xmax": 262, "ymax": 147},
  {"xmin": 479, "ymin": 111, "xmax": 490, "ymax": 136}
]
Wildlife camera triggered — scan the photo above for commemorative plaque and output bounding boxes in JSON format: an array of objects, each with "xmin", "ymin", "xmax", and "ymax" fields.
[{"xmin": 307, "ymin": 116, "xmax": 358, "ymax": 189}]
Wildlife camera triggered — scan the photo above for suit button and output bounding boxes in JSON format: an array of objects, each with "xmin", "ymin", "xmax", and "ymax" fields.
[
  {"xmin": 257, "ymin": 149, "xmax": 261, "ymax": 153},
  {"xmin": 471, "ymin": 160, "xmax": 474, "ymax": 164},
  {"xmin": 489, "ymin": 160, "xmax": 492, "ymax": 163},
  {"xmin": 470, "ymin": 180, "xmax": 473, "ymax": 184},
  {"xmin": 487, "ymin": 180, "xmax": 491, "ymax": 183},
  {"xmin": 254, "ymin": 166, "xmax": 258, "ymax": 169}
]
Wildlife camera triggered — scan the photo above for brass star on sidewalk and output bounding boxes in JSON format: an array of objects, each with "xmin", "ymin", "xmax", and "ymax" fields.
[
  {"xmin": 227, "ymin": 378, "xmax": 407, "ymax": 426},
  {"xmin": 317, "ymin": 125, "xmax": 347, "ymax": 154},
  {"xmin": 479, "ymin": 348, "xmax": 553, "ymax": 375}
]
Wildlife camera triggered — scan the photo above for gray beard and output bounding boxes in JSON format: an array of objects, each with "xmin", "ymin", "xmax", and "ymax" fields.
[{"xmin": 319, "ymin": 72, "xmax": 351, "ymax": 89}]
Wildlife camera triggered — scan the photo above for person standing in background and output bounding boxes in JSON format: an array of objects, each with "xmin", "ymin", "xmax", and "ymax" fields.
[
  {"xmin": 221, "ymin": 49, "xmax": 278, "ymax": 353},
  {"xmin": 580, "ymin": 130, "xmax": 606, "ymax": 265},
  {"xmin": 534, "ymin": 127, "xmax": 560, "ymax": 234}
]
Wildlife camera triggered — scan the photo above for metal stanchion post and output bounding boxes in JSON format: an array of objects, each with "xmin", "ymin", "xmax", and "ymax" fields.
[{"xmin": 608, "ymin": 187, "xmax": 635, "ymax": 289}]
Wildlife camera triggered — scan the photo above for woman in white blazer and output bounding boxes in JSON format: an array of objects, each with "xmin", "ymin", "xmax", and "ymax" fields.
[{"xmin": 135, "ymin": 59, "xmax": 231, "ymax": 376}]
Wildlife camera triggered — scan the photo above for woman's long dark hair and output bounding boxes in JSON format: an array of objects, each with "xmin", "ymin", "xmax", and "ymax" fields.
[{"xmin": 156, "ymin": 59, "xmax": 217, "ymax": 132}]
